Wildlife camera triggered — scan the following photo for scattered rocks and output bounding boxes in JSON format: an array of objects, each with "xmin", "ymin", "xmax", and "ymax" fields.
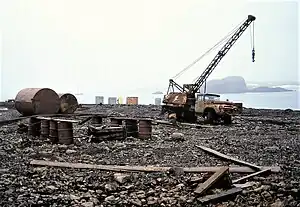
[
  {"xmin": 113, "ymin": 173, "xmax": 131, "ymax": 184},
  {"xmin": 0, "ymin": 106, "xmax": 299, "ymax": 206},
  {"xmin": 170, "ymin": 132, "xmax": 185, "ymax": 141}
]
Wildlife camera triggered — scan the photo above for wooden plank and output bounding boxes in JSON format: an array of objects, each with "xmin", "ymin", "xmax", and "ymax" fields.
[
  {"xmin": 194, "ymin": 167, "xmax": 230, "ymax": 195},
  {"xmin": 197, "ymin": 187, "xmax": 242, "ymax": 204},
  {"xmin": 29, "ymin": 160, "xmax": 281, "ymax": 173},
  {"xmin": 232, "ymin": 168, "xmax": 271, "ymax": 184},
  {"xmin": 180, "ymin": 122, "xmax": 214, "ymax": 128},
  {"xmin": 30, "ymin": 160, "xmax": 171, "ymax": 172},
  {"xmin": 35, "ymin": 116, "xmax": 52, "ymax": 120},
  {"xmin": 233, "ymin": 182, "xmax": 255, "ymax": 189},
  {"xmin": 195, "ymin": 145, "xmax": 261, "ymax": 171},
  {"xmin": 51, "ymin": 118, "xmax": 79, "ymax": 123},
  {"xmin": 184, "ymin": 166, "xmax": 280, "ymax": 173}
]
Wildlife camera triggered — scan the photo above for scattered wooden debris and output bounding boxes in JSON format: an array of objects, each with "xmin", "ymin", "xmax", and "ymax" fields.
[
  {"xmin": 88, "ymin": 125, "xmax": 125, "ymax": 141},
  {"xmin": 232, "ymin": 168, "xmax": 271, "ymax": 184},
  {"xmin": 195, "ymin": 145, "xmax": 262, "ymax": 171},
  {"xmin": 29, "ymin": 160, "xmax": 280, "ymax": 173},
  {"xmin": 185, "ymin": 166, "xmax": 280, "ymax": 173},
  {"xmin": 233, "ymin": 181, "xmax": 256, "ymax": 189},
  {"xmin": 194, "ymin": 167, "xmax": 231, "ymax": 195},
  {"xmin": 197, "ymin": 187, "xmax": 242, "ymax": 204}
]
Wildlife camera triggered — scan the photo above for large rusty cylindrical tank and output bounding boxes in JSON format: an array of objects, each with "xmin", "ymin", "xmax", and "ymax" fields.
[
  {"xmin": 15, "ymin": 88, "xmax": 60, "ymax": 116},
  {"xmin": 58, "ymin": 93, "xmax": 78, "ymax": 114}
]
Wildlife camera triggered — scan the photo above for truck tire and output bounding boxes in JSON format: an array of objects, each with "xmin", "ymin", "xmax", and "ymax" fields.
[
  {"xmin": 204, "ymin": 111, "xmax": 215, "ymax": 124},
  {"xmin": 223, "ymin": 115, "xmax": 232, "ymax": 125}
]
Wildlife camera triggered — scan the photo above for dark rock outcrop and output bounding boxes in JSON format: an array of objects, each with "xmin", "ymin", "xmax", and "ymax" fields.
[
  {"xmin": 202, "ymin": 76, "xmax": 291, "ymax": 94},
  {"xmin": 248, "ymin": 86, "xmax": 290, "ymax": 93}
]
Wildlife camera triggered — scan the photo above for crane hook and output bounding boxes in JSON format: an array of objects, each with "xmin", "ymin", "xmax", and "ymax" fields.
[{"xmin": 252, "ymin": 48, "xmax": 255, "ymax": 62}]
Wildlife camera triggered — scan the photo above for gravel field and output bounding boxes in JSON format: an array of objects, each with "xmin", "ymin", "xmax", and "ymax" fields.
[{"xmin": 0, "ymin": 105, "xmax": 299, "ymax": 207}]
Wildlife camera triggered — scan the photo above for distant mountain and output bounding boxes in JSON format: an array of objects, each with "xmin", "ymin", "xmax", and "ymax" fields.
[
  {"xmin": 202, "ymin": 76, "xmax": 292, "ymax": 94},
  {"xmin": 248, "ymin": 86, "xmax": 291, "ymax": 93}
]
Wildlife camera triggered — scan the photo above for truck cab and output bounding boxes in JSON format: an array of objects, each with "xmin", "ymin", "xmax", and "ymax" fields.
[{"xmin": 195, "ymin": 93, "xmax": 239, "ymax": 124}]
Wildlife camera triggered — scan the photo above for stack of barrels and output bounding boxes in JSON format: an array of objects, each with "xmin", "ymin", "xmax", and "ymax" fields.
[{"xmin": 110, "ymin": 117, "xmax": 152, "ymax": 139}]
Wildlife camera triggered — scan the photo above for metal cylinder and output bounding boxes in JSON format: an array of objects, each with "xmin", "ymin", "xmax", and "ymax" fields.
[
  {"xmin": 28, "ymin": 117, "xmax": 41, "ymax": 137},
  {"xmin": 15, "ymin": 88, "xmax": 60, "ymax": 116},
  {"xmin": 58, "ymin": 93, "xmax": 79, "ymax": 114},
  {"xmin": 58, "ymin": 121, "xmax": 74, "ymax": 145},
  {"xmin": 49, "ymin": 120, "xmax": 58, "ymax": 143},
  {"xmin": 138, "ymin": 119, "xmax": 152, "ymax": 139},
  {"xmin": 40, "ymin": 119, "xmax": 50, "ymax": 139},
  {"xmin": 91, "ymin": 116, "xmax": 103, "ymax": 125},
  {"xmin": 110, "ymin": 118, "xmax": 122, "ymax": 127},
  {"xmin": 125, "ymin": 119, "xmax": 138, "ymax": 138}
]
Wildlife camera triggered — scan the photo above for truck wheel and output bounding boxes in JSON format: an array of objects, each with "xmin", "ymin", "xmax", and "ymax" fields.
[
  {"xmin": 223, "ymin": 115, "xmax": 232, "ymax": 125},
  {"xmin": 204, "ymin": 111, "xmax": 215, "ymax": 124}
]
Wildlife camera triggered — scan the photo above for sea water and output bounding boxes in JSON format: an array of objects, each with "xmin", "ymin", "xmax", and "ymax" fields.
[{"xmin": 79, "ymin": 90, "xmax": 300, "ymax": 110}]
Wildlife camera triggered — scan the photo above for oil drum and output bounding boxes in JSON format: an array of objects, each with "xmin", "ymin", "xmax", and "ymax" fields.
[
  {"xmin": 138, "ymin": 119, "xmax": 152, "ymax": 139},
  {"xmin": 49, "ymin": 120, "xmax": 58, "ymax": 143},
  {"xmin": 28, "ymin": 117, "xmax": 41, "ymax": 137},
  {"xmin": 58, "ymin": 121, "xmax": 74, "ymax": 145},
  {"xmin": 125, "ymin": 119, "xmax": 138, "ymax": 138},
  {"xmin": 40, "ymin": 119, "xmax": 50, "ymax": 139},
  {"xmin": 110, "ymin": 118, "xmax": 122, "ymax": 127}
]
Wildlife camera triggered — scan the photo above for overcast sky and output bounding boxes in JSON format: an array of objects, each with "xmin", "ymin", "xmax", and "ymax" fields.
[{"xmin": 0, "ymin": 0, "xmax": 299, "ymax": 100}]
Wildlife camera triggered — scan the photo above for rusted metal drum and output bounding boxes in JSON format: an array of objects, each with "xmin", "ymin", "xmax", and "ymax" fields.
[
  {"xmin": 58, "ymin": 93, "xmax": 78, "ymax": 114},
  {"xmin": 91, "ymin": 116, "xmax": 103, "ymax": 125},
  {"xmin": 28, "ymin": 117, "xmax": 41, "ymax": 137},
  {"xmin": 58, "ymin": 121, "xmax": 74, "ymax": 145},
  {"xmin": 40, "ymin": 119, "xmax": 50, "ymax": 139},
  {"xmin": 110, "ymin": 118, "xmax": 122, "ymax": 127},
  {"xmin": 49, "ymin": 120, "xmax": 58, "ymax": 143},
  {"xmin": 125, "ymin": 119, "xmax": 138, "ymax": 138},
  {"xmin": 15, "ymin": 88, "xmax": 60, "ymax": 116},
  {"xmin": 138, "ymin": 119, "xmax": 152, "ymax": 139}
]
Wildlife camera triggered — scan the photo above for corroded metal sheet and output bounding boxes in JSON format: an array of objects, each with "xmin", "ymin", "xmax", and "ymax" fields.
[{"xmin": 162, "ymin": 92, "xmax": 188, "ymax": 106}]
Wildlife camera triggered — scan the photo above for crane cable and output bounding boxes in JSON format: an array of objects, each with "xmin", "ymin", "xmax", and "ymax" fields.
[
  {"xmin": 172, "ymin": 18, "xmax": 247, "ymax": 80},
  {"xmin": 250, "ymin": 22, "xmax": 255, "ymax": 62},
  {"xmin": 192, "ymin": 18, "xmax": 255, "ymax": 83}
]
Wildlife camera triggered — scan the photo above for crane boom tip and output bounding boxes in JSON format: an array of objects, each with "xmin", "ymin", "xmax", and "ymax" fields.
[{"xmin": 248, "ymin": 15, "xmax": 256, "ymax": 21}]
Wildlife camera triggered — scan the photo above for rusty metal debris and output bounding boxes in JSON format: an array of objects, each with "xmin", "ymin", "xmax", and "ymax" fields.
[
  {"xmin": 15, "ymin": 88, "xmax": 61, "ymax": 116},
  {"xmin": 58, "ymin": 93, "xmax": 79, "ymax": 114}
]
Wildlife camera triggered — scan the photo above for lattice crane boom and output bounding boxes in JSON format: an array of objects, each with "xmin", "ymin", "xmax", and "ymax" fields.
[{"xmin": 190, "ymin": 15, "xmax": 256, "ymax": 94}]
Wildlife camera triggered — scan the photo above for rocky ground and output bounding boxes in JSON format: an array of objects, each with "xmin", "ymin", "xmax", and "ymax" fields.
[{"xmin": 0, "ymin": 105, "xmax": 299, "ymax": 207}]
